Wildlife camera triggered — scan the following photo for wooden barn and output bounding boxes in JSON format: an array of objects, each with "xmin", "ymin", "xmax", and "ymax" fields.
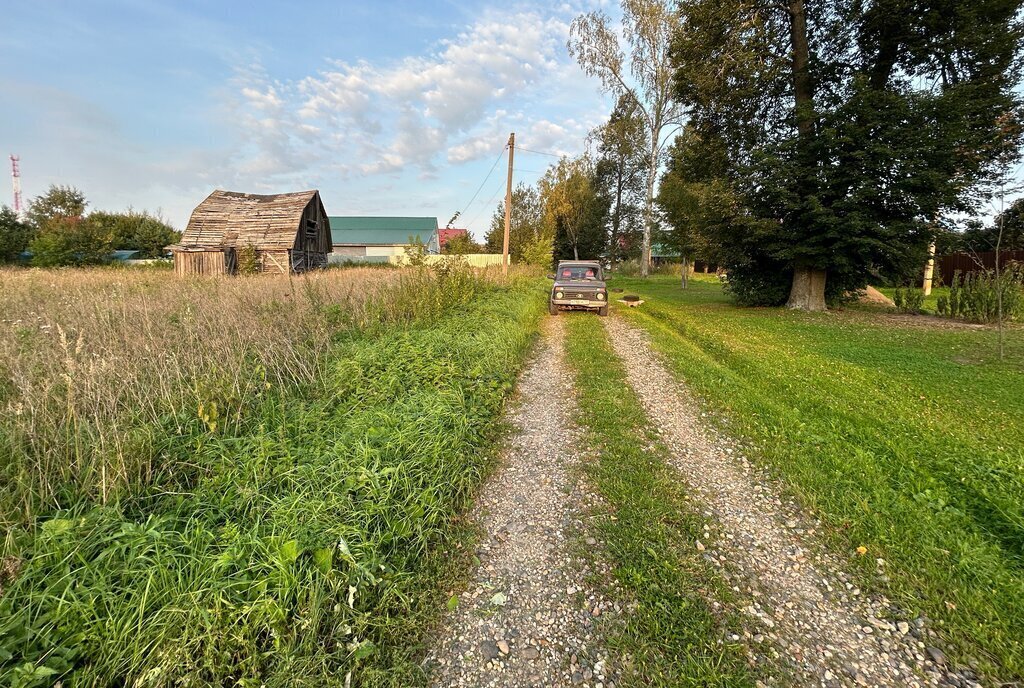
[{"xmin": 168, "ymin": 190, "xmax": 331, "ymax": 276}]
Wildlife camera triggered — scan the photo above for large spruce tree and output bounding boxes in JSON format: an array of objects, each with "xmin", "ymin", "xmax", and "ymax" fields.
[{"xmin": 672, "ymin": 0, "xmax": 1024, "ymax": 309}]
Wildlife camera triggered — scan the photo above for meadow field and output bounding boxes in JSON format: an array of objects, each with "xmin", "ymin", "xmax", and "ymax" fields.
[
  {"xmin": 0, "ymin": 265, "xmax": 546, "ymax": 686},
  {"xmin": 3, "ymin": 266, "xmax": 1023, "ymax": 685},
  {"xmin": 611, "ymin": 274, "xmax": 1024, "ymax": 679}
]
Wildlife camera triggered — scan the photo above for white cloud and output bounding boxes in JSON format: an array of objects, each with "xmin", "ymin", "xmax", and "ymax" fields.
[{"xmin": 226, "ymin": 7, "xmax": 603, "ymax": 181}]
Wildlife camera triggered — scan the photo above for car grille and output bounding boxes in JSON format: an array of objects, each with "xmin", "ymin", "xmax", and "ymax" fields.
[{"xmin": 562, "ymin": 289, "xmax": 597, "ymax": 299}]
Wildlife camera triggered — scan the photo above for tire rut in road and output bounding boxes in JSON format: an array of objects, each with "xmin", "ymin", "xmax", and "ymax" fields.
[
  {"xmin": 426, "ymin": 317, "xmax": 616, "ymax": 688},
  {"xmin": 603, "ymin": 315, "xmax": 968, "ymax": 688}
]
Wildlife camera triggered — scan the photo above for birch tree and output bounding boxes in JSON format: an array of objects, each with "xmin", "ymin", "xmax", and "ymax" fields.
[{"xmin": 568, "ymin": 0, "xmax": 683, "ymax": 277}]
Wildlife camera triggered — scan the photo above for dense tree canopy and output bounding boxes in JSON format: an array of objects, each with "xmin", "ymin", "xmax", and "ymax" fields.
[
  {"xmin": 0, "ymin": 206, "xmax": 32, "ymax": 263},
  {"xmin": 2, "ymin": 186, "xmax": 180, "ymax": 266},
  {"xmin": 671, "ymin": 0, "xmax": 1024, "ymax": 308},
  {"xmin": 89, "ymin": 210, "xmax": 180, "ymax": 258}
]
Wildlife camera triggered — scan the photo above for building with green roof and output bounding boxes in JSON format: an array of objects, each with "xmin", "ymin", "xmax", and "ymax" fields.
[{"xmin": 329, "ymin": 216, "xmax": 439, "ymax": 262}]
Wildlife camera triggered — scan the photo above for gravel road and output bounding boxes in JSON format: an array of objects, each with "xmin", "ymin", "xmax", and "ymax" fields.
[
  {"xmin": 426, "ymin": 318, "xmax": 616, "ymax": 688},
  {"xmin": 604, "ymin": 316, "xmax": 975, "ymax": 688}
]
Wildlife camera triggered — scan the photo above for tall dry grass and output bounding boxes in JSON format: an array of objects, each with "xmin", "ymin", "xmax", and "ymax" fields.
[{"xmin": 0, "ymin": 266, "xmax": 416, "ymax": 532}]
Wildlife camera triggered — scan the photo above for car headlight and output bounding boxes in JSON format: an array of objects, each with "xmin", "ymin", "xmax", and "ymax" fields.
[
  {"xmin": 555, "ymin": 291, "xmax": 564, "ymax": 299},
  {"xmin": 597, "ymin": 292, "xmax": 605, "ymax": 300}
]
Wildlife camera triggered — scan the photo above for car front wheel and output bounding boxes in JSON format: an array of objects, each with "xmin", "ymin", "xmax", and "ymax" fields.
[
  {"xmin": 549, "ymin": 301, "xmax": 559, "ymax": 316},
  {"xmin": 598, "ymin": 305, "xmax": 609, "ymax": 317}
]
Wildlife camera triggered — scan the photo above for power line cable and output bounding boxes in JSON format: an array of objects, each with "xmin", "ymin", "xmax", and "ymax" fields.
[
  {"xmin": 454, "ymin": 145, "xmax": 507, "ymax": 221},
  {"xmin": 463, "ymin": 179, "xmax": 509, "ymax": 231},
  {"xmin": 517, "ymin": 146, "xmax": 563, "ymax": 158}
]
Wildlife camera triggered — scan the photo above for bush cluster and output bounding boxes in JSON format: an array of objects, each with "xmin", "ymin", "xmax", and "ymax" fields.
[
  {"xmin": 938, "ymin": 265, "xmax": 1024, "ymax": 323},
  {"xmin": 892, "ymin": 287, "xmax": 925, "ymax": 314}
]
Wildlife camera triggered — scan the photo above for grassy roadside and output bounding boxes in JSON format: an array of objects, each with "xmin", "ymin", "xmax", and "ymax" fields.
[
  {"xmin": 611, "ymin": 274, "xmax": 1024, "ymax": 680},
  {"xmin": 563, "ymin": 313, "xmax": 755, "ymax": 687},
  {"xmin": 0, "ymin": 273, "xmax": 546, "ymax": 687}
]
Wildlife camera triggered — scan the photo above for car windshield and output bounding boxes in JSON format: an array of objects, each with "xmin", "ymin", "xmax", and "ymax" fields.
[{"xmin": 558, "ymin": 266, "xmax": 600, "ymax": 281}]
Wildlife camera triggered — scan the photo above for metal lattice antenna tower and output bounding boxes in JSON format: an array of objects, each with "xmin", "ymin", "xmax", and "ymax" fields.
[{"xmin": 10, "ymin": 155, "xmax": 22, "ymax": 215}]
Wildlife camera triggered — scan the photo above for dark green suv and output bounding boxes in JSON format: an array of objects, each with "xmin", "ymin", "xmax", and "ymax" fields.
[{"xmin": 548, "ymin": 260, "xmax": 609, "ymax": 316}]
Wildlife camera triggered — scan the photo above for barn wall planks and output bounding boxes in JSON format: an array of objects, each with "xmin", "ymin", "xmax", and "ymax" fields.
[{"xmin": 173, "ymin": 251, "xmax": 227, "ymax": 276}]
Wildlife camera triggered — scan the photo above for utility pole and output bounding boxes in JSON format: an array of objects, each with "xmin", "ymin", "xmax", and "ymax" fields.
[{"xmin": 502, "ymin": 132, "xmax": 515, "ymax": 275}]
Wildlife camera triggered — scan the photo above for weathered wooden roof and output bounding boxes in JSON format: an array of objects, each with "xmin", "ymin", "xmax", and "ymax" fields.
[{"xmin": 174, "ymin": 190, "xmax": 322, "ymax": 250}]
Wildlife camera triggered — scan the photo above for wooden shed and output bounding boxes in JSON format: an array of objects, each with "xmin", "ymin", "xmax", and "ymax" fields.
[{"xmin": 168, "ymin": 189, "xmax": 331, "ymax": 276}]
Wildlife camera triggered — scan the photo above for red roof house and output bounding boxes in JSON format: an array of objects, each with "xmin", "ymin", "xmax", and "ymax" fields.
[{"xmin": 437, "ymin": 228, "xmax": 469, "ymax": 251}]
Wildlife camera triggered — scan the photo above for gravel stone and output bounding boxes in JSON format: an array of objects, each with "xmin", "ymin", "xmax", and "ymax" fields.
[
  {"xmin": 603, "ymin": 316, "xmax": 965, "ymax": 688},
  {"xmin": 427, "ymin": 319, "xmax": 615, "ymax": 687}
]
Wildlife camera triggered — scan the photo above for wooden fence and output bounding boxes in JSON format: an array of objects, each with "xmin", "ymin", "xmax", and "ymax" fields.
[{"xmin": 937, "ymin": 250, "xmax": 1024, "ymax": 282}]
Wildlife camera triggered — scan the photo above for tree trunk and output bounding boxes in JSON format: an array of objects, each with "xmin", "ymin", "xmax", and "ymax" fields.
[
  {"xmin": 785, "ymin": 0, "xmax": 823, "ymax": 311},
  {"xmin": 786, "ymin": 266, "xmax": 827, "ymax": 311},
  {"xmin": 789, "ymin": 0, "xmax": 814, "ymax": 141},
  {"xmin": 573, "ymin": 243, "xmax": 579, "ymax": 260},
  {"xmin": 611, "ymin": 160, "xmax": 623, "ymax": 270},
  {"xmin": 680, "ymin": 255, "xmax": 690, "ymax": 289},
  {"xmin": 641, "ymin": 132, "xmax": 658, "ymax": 278}
]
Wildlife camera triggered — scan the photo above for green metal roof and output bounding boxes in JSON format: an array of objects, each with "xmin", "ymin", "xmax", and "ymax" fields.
[{"xmin": 329, "ymin": 216, "xmax": 437, "ymax": 245}]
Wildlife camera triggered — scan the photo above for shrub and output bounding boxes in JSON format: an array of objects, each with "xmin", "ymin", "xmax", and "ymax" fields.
[
  {"xmin": 403, "ymin": 236, "xmax": 429, "ymax": 266},
  {"xmin": 892, "ymin": 288, "xmax": 924, "ymax": 314},
  {"xmin": 29, "ymin": 216, "xmax": 113, "ymax": 267},
  {"xmin": 88, "ymin": 210, "xmax": 180, "ymax": 258},
  {"xmin": 937, "ymin": 295, "xmax": 949, "ymax": 316},
  {"xmin": 720, "ymin": 257, "xmax": 793, "ymax": 307},
  {"xmin": 237, "ymin": 242, "xmax": 259, "ymax": 274},
  {"xmin": 947, "ymin": 265, "xmax": 1024, "ymax": 323},
  {"xmin": 520, "ymin": 236, "xmax": 554, "ymax": 269}
]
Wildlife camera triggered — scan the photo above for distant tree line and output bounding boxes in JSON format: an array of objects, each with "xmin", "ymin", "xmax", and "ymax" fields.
[{"xmin": 0, "ymin": 185, "xmax": 180, "ymax": 266}]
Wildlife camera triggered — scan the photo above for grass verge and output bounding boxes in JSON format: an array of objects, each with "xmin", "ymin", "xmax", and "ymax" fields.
[
  {"xmin": 0, "ymin": 272, "xmax": 545, "ymax": 687},
  {"xmin": 612, "ymin": 274, "xmax": 1024, "ymax": 680},
  {"xmin": 562, "ymin": 312, "xmax": 755, "ymax": 687}
]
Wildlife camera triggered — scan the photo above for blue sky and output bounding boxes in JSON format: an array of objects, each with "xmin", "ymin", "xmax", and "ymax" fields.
[{"xmin": 0, "ymin": 0, "xmax": 614, "ymax": 238}]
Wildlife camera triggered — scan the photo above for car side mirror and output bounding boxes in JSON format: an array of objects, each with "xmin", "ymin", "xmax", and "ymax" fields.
[{"xmin": 547, "ymin": 274, "xmax": 555, "ymax": 280}]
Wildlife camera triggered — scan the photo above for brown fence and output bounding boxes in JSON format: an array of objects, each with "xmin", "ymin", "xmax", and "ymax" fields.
[{"xmin": 937, "ymin": 250, "xmax": 1024, "ymax": 283}]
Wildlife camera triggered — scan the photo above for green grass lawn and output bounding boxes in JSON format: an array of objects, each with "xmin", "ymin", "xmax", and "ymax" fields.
[{"xmin": 609, "ymin": 274, "xmax": 1024, "ymax": 681}]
